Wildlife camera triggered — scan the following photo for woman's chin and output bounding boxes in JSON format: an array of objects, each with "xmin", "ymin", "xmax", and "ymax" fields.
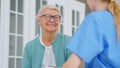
[{"xmin": 47, "ymin": 29, "xmax": 57, "ymax": 33}]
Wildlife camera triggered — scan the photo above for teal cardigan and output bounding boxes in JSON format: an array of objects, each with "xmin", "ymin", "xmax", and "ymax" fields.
[{"xmin": 22, "ymin": 33, "xmax": 71, "ymax": 68}]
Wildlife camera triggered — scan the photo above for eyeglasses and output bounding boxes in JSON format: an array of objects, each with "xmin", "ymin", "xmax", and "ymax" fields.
[{"xmin": 40, "ymin": 14, "xmax": 61, "ymax": 21}]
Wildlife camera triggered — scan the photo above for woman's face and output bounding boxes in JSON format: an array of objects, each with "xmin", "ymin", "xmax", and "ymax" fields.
[
  {"xmin": 87, "ymin": 0, "xmax": 96, "ymax": 11},
  {"xmin": 38, "ymin": 8, "xmax": 61, "ymax": 33}
]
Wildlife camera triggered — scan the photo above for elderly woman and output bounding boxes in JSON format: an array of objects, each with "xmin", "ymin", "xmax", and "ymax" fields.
[{"xmin": 22, "ymin": 5, "xmax": 71, "ymax": 68}]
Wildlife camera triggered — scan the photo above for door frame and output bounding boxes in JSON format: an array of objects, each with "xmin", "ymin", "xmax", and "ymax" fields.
[
  {"xmin": 0, "ymin": 0, "xmax": 35, "ymax": 68},
  {"xmin": 0, "ymin": 0, "xmax": 10, "ymax": 67}
]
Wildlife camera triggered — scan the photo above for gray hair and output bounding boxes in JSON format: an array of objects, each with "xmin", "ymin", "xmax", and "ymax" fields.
[{"xmin": 36, "ymin": 5, "xmax": 62, "ymax": 20}]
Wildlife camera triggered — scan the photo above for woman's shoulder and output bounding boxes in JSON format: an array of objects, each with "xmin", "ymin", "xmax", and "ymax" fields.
[
  {"xmin": 84, "ymin": 10, "xmax": 113, "ymax": 26},
  {"xmin": 87, "ymin": 10, "xmax": 111, "ymax": 18},
  {"xmin": 58, "ymin": 33, "xmax": 71, "ymax": 39},
  {"xmin": 25, "ymin": 35, "xmax": 40, "ymax": 48},
  {"xmin": 56, "ymin": 33, "xmax": 71, "ymax": 43}
]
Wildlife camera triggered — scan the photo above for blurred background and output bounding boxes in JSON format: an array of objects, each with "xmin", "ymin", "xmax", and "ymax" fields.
[{"xmin": 0, "ymin": 0, "xmax": 120, "ymax": 68}]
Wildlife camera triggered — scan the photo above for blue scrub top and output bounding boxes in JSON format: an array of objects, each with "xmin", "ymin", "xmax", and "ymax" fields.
[{"xmin": 67, "ymin": 10, "xmax": 120, "ymax": 68}]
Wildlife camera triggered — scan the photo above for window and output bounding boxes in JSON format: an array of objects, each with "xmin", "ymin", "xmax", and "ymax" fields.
[
  {"xmin": 35, "ymin": 0, "xmax": 47, "ymax": 35},
  {"xmin": 9, "ymin": 0, "xmax": 24, "ymax": 68},
  {"xmin": 72, "ymin": 10, "xmax": 80, "ymax": 35},
  {"xmin": 35, "ymin": 0, "xmax": 41, "ymax": 35},
  {"xmin": 42, "ymin": 0, "xmax": 47, "ymax": 5},
  {"xmin": 56, "ymin": 4, "xmax": 64, "ymax": 33}
]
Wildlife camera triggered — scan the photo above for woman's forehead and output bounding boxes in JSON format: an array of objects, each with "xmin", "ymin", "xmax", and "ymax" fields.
[{"xmin": 42, "ymin": 9, "xmax": 60, "ymax": 15}]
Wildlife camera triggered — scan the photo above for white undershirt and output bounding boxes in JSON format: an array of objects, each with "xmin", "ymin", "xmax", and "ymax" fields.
[{"xmin": 40, "ymin": 36, "xmax": 56, "ymax": 68}]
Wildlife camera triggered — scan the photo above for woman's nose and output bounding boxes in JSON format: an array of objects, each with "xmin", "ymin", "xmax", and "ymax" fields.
[{"xmin": 49, "ymin": 17, "xmax": 56, "ymax": 22}]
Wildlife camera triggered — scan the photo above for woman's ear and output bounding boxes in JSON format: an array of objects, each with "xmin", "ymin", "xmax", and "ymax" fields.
[{"xmin": 37, "ymin": 18, "xmax": 41, "ymax": 26}]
